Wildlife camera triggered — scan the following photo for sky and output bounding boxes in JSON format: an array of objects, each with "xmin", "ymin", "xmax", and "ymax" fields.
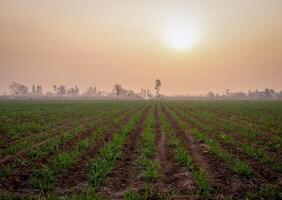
[{"xmin": 0, "ymin": 0, "xmax": 281, "ymax": 95}]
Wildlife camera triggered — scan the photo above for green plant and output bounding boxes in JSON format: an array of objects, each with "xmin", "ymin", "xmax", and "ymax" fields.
[
  {"xmin": 52, "ymin": 152, "xmax": 73, "ymax": 172},
  {"xmin": 160, "ymin": 112, "xmax": 211, "ymax": 199},
  {"xmin": 138, "ymin": 111, "xmax": 159, "ymax": 183},
  {"xmin": 32, "ymin": 166, "xmax": 55, "ymax": 192},
  {"xmin": 194, "ymin": 169, "xmax": 210, "ymax": 199},
  {"xmin": 89, "ymin": 111, "xmax": 141, "ymax": 189},
  {"xmin": 124, "ymin": 188, "xmax": 142, "ymax": 200},
  {"xmin": 233, "ymin": 160, "xmax": 251, "ymax": 177}
]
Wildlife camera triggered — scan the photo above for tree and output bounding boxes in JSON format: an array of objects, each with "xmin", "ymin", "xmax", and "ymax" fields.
[
  {"xmin": 9, "ymin": 82, "xmax": 28, "ymax": 96},
  {"xmin": 36, "ymin": 86, "xmax": 43, "ymax": 95},
  {"xmin": 53, "ymin": 85, "xmax": 66, "ymax": 96},
  {"xmin": 113, "ymin": 84, "xmax": 123, "ymax": 99},
  {"xmin": 225, "ymin": 89, "xmax": 230, "ymax": 97},
  {"xmin": 155, "ymin": 79, "xmax": 162, "ymax": 99},
  {"xmin": 264, "ymin": 88, "xmax": 275, "ymax": 99},
  {"xmin": 207, "ymin": 91, "xmax": 215, "ymax": 98},
  {"xmin": 32, "ymin": 85, "xmax": 36, "ymax": 94},
  {"xmin": 67, "ymin": 86, "xmax": 79, "ymax": 96}
]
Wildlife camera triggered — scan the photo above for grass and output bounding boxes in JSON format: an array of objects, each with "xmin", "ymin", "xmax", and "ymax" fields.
[
  {"xmin": 87, "ymin": 109, "xmax": 142, "ymax": 190},
  {"xmin": 1, "ymin": 101, "xmax": 281, "ymax": 199},
  {"xmin": 138, "ymin": 111, "xmax": 159, "ymax": 183},
  {"xmin": 232, "ymin": 159, "xmax": 251, "ymax": 177},
  {"xmin": 173, "ymin": 103, "xmax": 279, "ymax": 164},
  {"xmin": 0, "ymin": 108, "xmax": 136, "ymax": 181},
  {"xmin": 168, "ymin": 106, "xmax": 253, "ymax": 178},
  {"xmin": 52, "ymin": 152, "xmax": 74, "ymax": 171},
  {"xmin": 32, "ymin": 166, "xmax": 55, "ymax": 192},
  {"xmin": 174, "ymin": 102, "xmax": 282, "ymax": 164},
  {"xmin": 246, "ymin": 184, "xmax": 282, "ymax": 199},
  {"xmin": 31, "ymin": 125, "xmax": 111, "ymax": 192},
  {"xmin": 31, "ymin": 105, "xmax": 143, "ymax": 193},
  {"xmin": 161, "ymin": 111, "xmax": 210, "ymax": 199},
  {"xmin": 193, "ymin": 169, "xmax": 210, "ymax": 199},
  {"xmin": 124, "ymin": 188, "xmax": 142, "ymax": 200}
]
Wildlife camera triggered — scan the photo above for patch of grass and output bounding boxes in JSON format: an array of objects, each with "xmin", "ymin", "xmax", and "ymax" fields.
[
  {"xmin": 89, "ymin": 111, "xmax": 141, "ymax": 189},
  {"xmin": 161, "ymin": 111, "xmax": 211, "ymax": 199},
  {"xmin": 172, "ymin": 137, "xmax": 193, "ymax": 168},
  {"xmin": 124, "ymin": 188, "xmax": 142, "ymax": 200},
  {"xmin": 0, "ymin": 164, "xmax": 14, "ymax": 179},
  {"xmin": 246, "ymin": 184, "xmax": 282, "ymax": 199},
  {"xmin": 241, "ymin": 144, "xmax": 259, "ymax": 159},
  {"xmin": 221, "ymin": 134, "xmax": 236, "ymax": 145},
  {"xmin": 193, "ymin": 169, "xmax": 210, "ymax": 199},
  {"xmin": 69, "ymin": 188, "xmax": 100, "ymax": 200},
  {"xmin": 0, "ymin": 192, "xmax": 13, "ymax": 200},
  {"xmin": 276, "ymin": 163, "xmax": 282, "ymax": 173},
  {"xmin": 205, "ymin": 139, "xmax": 231, "ymax": 162},
  {"xmin": 27, "ymin": 131, "xmax": 72, "ymax": 159},
  {"xmin": 143, "ymin": 184, "xmax": 155, "ymax": 200},
  {"xmin": 76, "ymin": 138, "xmax": 91, "ymax": 151},
  {"xmin": 173, "ymin": 104, "xmax": 279, "ymax": 166},
  {"xmin": 31, "ymin": 127, "xmax": 109, "ymax": 192},
  {"xmin": 138, "ymin": 111, "xmax": 159, "ymax": 183},
  {"xmin": 169, "ymin": 107, "xmax": 253, "ymax": 178},
  {"xmin": 52, "ymin": 152, "xmax": 74, "ymax": 172},
  {"xmin": 140, "ymin": 160, "xmax": 159, "ymax": 182},
  {"xmin": 32, "ymin": 166, "xmax": 55, "ymax": 192},
  {"xmin": 233, "ymin": 160, "xmax": 251, "ymax": 177}
]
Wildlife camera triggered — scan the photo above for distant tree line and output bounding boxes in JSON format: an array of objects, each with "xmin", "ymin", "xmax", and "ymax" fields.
[
  {"xmin": 6, "ymin": 80, "xmax": 164, "ymax": 100},
  {"xmin": 8, "ymin": 81, "xmax": 281, "ymax": 100},
  {"xmin": 206, "ymin": 88, "xmax": 282, "ymax": 99}
]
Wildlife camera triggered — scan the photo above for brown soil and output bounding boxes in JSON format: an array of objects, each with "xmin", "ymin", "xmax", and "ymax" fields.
[
  {"xmin": 54, "ymin": 106, "xmax": 148, "ymax": 198},
  {"xmin": 168, "ymin": 104, "xmax": 282, "ymax": 186},
  {"xmin": 162, "ymin": 105, "xmax": 253, "ymax": 199},
  {"xmin": 178, "ymin": 105, "xmax": 282, "ymax": 159},
  {"xmin": 153, "ymin": 105, "xmax": 197, "ymax": 199},
  {"xmin": 1, "ymin": 114, "xmax": 93, "ymax": 149},
  {"xmin": 97, "ymin": 106, "xmax": 150, "ymax": 199},
  {"xmin": 194, "ymin": 105, "xmax": 280, "ymax": 138},
  {"xmin": 0, "ymin": 116, "xmax": 99, "ymax": 166},
  {"xmin": 0, "ymin": 113, "xmax": 94, "ymax": 149},
  {"xmin": 0, "ymin": 106, "xmax": 139, "ymax": 167},
  {"xmin": 0, "ymin": 109, "xmax": 127, "ymax": 166},
  {"xmin": 0, "ymin": 106, "xmax": 141, "ymax": 197}
]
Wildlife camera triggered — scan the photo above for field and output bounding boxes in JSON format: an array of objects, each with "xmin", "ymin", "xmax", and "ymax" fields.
[{"xmin": 0, "ymin": 100, "xmax": 281, "ymax": 199}]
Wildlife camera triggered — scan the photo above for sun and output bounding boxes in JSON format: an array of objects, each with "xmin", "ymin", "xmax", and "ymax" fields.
[{"xmin": 163, "ymin": 21, "xmax": 200, "ymax": 51}]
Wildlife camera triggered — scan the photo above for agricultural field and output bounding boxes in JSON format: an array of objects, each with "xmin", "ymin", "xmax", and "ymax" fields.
[{"xmin": 0, "ymin": 100, "xmax": 281, "ymax": 199}]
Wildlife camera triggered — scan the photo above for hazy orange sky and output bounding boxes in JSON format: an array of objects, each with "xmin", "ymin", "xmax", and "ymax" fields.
[{"xmin": 0, "ymin": 0, "xmax": 281, "ymax": 95}]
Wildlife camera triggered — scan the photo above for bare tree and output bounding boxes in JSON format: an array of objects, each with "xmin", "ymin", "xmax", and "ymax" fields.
[
  {"xmin": 9, "ymin": 82, "xmax": 28, "ymax": 96},
  {"xmin": 53, "ymin": 85, "xmax": 66, "ymax": 96},
  {"xmin": 225, "ymin": 88, "xmax": 230, "ymax": 97},
  {"xmin": 32, "ymin": 85, "xmax": 36, "ymax": 94},
  {"xmin": 113, "ymin": 84, "xmax": 123, "ymax": 99},
  {"xmin": 207, "ymin": 91, "xmax": 215, "ymax": 98},
  {"xmin": 67, "ymin": 86, "xmax": 79, "ymax": 96},
  {"xmin": 84, "ymin": 86, "xmax": 97, "ymax": 97},
  {"xmin": 155, "ymin": 79, "xmax": 162, "ymax": 99}
]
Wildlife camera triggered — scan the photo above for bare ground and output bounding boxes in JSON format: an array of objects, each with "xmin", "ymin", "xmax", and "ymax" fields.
[
  {"xmin": 153, "ymin": 104, "xmax": 197, "ymax": 199},
  {"xmin": 97, "ymin": 106, "xmax": 150, "ymax": 199},
  {"xmin": 0, "ymin": 106, "xmax": 140, "ymax": 198},
  {"xmin": 54, "ymin": 106, "xmax": 148, "ymax": 198},
  {"xmin": 168, "ymin": 105, "xmax": 282, "ymax": 188},
  {"xmin": 162, "ymin": 105, "xmax": 252, "ymax": 199}
]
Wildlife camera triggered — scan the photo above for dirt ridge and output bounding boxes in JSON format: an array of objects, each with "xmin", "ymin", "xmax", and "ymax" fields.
[
  {"xmin": 0, "ymin": 106, "xmax": 141, "ymax": 197},
  {"xmin": 54, "ymin": 106, "xmax": 148, "ymax": 197},
  {"xmin": 97, "ymin": 106, "xmax": 150, "ymax": 199},
  {"xmin": 154, "ymin": 104, "xmax": 197, "ymax": 199},
  {"xmin": 161, "ymin": 105, "xmax": 251, "ymax": 199}
]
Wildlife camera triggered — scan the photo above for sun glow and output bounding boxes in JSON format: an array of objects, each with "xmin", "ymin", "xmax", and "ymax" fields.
[{"xmin": 163, "ymin": 20, "xmax": 201, "ymax": 51}]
